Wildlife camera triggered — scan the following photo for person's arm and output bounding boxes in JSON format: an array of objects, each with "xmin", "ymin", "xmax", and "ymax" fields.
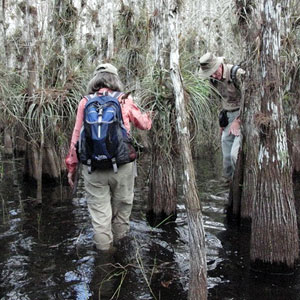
[
  {"xmin": 229, "ymin": 67, "xmax": 245, "ymax": 136},
  {"xmin": 65, "ymin": 98, "xmax": 86, "ymax": 187},
  {"xmin": 121, "ymin": 95, "xmax": 152, "ymax": 132}
]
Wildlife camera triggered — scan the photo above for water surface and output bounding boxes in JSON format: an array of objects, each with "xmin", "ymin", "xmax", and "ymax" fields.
[{"xmin": 0, "ymin": 155, "xmax": 299, "ymax": 299}]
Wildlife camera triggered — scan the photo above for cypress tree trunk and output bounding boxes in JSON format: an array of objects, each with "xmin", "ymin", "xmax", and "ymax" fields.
[
  {"xmin": 240, "ymin": 91, "xmax": 260, "ymax": 221},
  {"xmin": 283, "ymin": 0, "xmax": 300, "ymax": 174},
  {"xmin": 234, "ymin": 0, "xmax": 261, "ymax": 221},
  {"xmin": 276, "ymin": 0, "xmax": 300, "ymax": 228},
  {"xmin": 250, "ymin": 0, "xmax": 299, "ymax": 271},
  {"xmin": 146, "ymin": 0, "xmax": 178, "ymax": 226},
  {"xmin": 22, "ymin": 1, "xmax": 79, "ymax": 187},
  {"xmin": 23, "ymin": 1, "xmax": 43, "ymax": 201},
  {"xmin": 168, "ymin": 1, "xmax": 207, "ymax": 299},
  {"xmin": 147, "ymin": 152, "xmax": 177, "ymax": 224}
]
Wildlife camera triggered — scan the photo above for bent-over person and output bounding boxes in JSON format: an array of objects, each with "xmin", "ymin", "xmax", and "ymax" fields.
[{"xmin": 199, "ymin": 52, "xmax": 245, "ymax": 183}]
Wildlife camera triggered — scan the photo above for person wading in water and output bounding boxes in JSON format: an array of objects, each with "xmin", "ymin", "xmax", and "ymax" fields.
[
  {"xmin": 66, "ymin": 63, "xmax": 153, "ymax": 252},
  {"xmin": 199, "ymin": 52, "xmax": 245, "ymax": 185}
]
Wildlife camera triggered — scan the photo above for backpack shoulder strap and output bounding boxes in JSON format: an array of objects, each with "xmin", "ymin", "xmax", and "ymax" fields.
[
  {"xmin": 94, "ymin": 93, "xmax": 125, "ymax": 122},
  {"xmin": 230, "ymin": 65, "xmax": 240, "ymax": 89},
  {"xmin": 100, "ymin": 90, "xmax": 124, "ymax": 100},
  {"xmin": 84, "ymin": 92, "xmax": 124, "ymax": 119},
  {"xmin": 110, "ymin": 91, "xmax": 124, "ymax": 99},
  {"xmin": 109, "ymin": 92, "xmax": 127, "ymax": 124},
  {"xmin": 84, "ymin": 94, "xmax": 98, "ymax": 105}
]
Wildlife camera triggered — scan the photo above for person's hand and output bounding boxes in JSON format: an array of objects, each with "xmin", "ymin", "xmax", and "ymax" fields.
[
  {"xmin": 229, "ymin": 119, "xmax": 240, "ymax": 136},
  {"xmin": 67, "ymin": 171, "xmax": 75, "ymax": 189}
]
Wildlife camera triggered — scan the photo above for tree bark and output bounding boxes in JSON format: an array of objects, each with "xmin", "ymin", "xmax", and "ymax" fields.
[
  {"xmin": 282, "ymin": 0, "xmax": 300, "ymax": 174},
  {"xmin": 250, "ymin": 0, "xmax": 299, "ymax": 271},
  {"xmin": 4, "ymin": 128, "xmax": 13, "ymax": 156},
  {"xmin": 147, "ymin": 152, "xmax": 177, "ymax": 226},
  {"xmin": 168, "ymin": 1, "xmax": 207, "ymax": 299},
  {"xmin": 240, "ymin": 63, "xmax": 260, "ymax": 221},
  {"xmin": 106, "ymin": 1, "xmax": 114, "ymax": 60},
  {"xmin": 233, "ymin": 0, "xmax": 262, "ymax": 221},
  {"xmin": 151, "ymin": 0, "xmax": 169, "ymax": 67},
  {"xmin": 228, "ymin": 149, "xmax": 243, "ymax": 219},
  {"xmin": 146, "ymin": 0, "xmax": 178, "ymax": 225},
  {"xmin": 0, "ymin": 0, "xmax": 9, "ymax": 64},
  {"xmin": 23, "ymin": 1, "xmax": 44, "ymax": 201}
]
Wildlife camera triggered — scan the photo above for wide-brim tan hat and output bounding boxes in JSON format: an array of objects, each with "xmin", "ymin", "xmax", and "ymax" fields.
[
  {"xmin": 199, "ymin": 52, "xmax": 224, "ymax": 78},
  {"xmin": 93, "ymin": 63, "xmax": 118, "ymax": 76}
]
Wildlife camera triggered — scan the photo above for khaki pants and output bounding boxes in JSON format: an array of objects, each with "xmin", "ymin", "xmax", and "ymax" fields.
[{"xmin": 82, "ymin": 162, "xmax": 135, "ymax": 250}]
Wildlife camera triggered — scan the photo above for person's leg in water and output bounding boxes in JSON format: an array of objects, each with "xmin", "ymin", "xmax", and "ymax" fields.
[
  {"xmin": 83, "ymin": 166, "xmax": 114, "ymax": 251},
  {"xmin": 221, "ymin": 110, "xmax": 240, "ymax": 183},
  {"xmin": 221, "ymin": 126, "xmax": 235, "ymax": 182},
  {"xmin": 110, "ymin": 162, "xmax": 135, "ymax": 244}
]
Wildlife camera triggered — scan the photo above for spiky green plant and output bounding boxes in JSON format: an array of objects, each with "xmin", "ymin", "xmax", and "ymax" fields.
[
  {"xmin": 138, "ymin": 66, "xmax": 175, "ymax": 156},
  {"xmin": 138, "ymin": 55, "xmax": 219, "ymax": 157},
  {"xmin": 0, "ymin": 65, "xmax": 27, "ymax": 133},
  {"xmin": 182, "ymin": 70, "xmax": 220, "ymax": 151},
  {"xmin": 0, "ymin": 40, "xmax": 96, "ymax": 197}
]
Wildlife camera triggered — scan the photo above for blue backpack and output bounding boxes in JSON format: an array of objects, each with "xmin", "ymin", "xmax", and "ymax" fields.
[{"xmin": 76, "ymin": 92, "xmax": 137, "ymax": 173}]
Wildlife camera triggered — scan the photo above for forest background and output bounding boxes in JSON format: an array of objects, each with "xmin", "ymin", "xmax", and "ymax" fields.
[{"xmin": 0, "ymin": 0, "xmax": 300, "ymax": 299}]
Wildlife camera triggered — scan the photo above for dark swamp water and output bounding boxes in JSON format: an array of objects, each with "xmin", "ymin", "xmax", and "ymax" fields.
[{"xmin": 1, "ymin": 154, "xmax": 300, "ymax": 300}]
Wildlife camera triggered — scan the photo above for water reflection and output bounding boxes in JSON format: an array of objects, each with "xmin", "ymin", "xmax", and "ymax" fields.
[{"xmin": 0, "ymin": 157, "xmax": 300, "ymax": 299}]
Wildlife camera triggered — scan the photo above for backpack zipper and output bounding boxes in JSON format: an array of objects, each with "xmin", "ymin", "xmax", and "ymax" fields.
[{"xmin": 98, "ymin": 107, "xmax": 103, "ymax": 138}]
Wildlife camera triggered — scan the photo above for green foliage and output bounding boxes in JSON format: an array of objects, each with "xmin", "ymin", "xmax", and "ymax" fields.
[
  {"xmin": 139, "ymin": 66, "xmax": 176, "ymax": 159},
  {"xmin": 115, "ymin": 3, "xmax": 218, "ymax": 156},
  {"xmin": 117, "ymin": 4, "xmax": 150, "ymax": 48},
  {"xmin": 0, "ymin": 1, "xmax": 223, "ymax": 179},
  {"xmin": 115, "ymin": 3, "xmax": 150, "ymax": 81},
  {"xmin": 183, "ymin": 71, "xmax": 219, "ymax": 147},
  {"xmin": 0, "ymin": 65, "xmax": 27, "ymax": 129},
  {"xmin": 0, "ymin": 58, "xmax": 89, "ymax": 152},
  {"xmin": 24, "ymin": 89, "xmax": 77, "ymax": 144},
  {"xmin": 53, "ymin": 1, "xmax": 78, "ymax": 46},
  {"xmin": 137, "ymin": 52, "xmax": 219, "ymax": 158}
]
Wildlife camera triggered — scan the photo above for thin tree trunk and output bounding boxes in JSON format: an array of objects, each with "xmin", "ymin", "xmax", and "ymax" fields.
[
  {"xmin": 4, "ymin": 128, "xmax": 13, "ymax": 156},
  {"xmin": 23, "ymin": 1, "xmax": 44, "ymax": 200},
  {"xmin": 36, "ymin": 123, "xmax": 44, "ymax": 203},
  {"xmin": 106, "ymin": 1, "xmax": 114, "ymax": 60},
  {"xmin": 228, "ymin": 149, "xmax": 243, "ymax": 219},
  {"xmin": 0, "ymin": 0, "xmax": 9, "ymax": 64},
  {"xmin": 250, "ymin": 0, "xmax": 299, "ymax": 271},
  {"xmin": 168, "ymin": 1, "xmax": 207, "ymax": 299}
]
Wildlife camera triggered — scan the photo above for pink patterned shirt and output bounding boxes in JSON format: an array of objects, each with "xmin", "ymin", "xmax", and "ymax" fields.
[{"xmin": 65, "ymin": 88, "xmax": 152, "ymax": 173}]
